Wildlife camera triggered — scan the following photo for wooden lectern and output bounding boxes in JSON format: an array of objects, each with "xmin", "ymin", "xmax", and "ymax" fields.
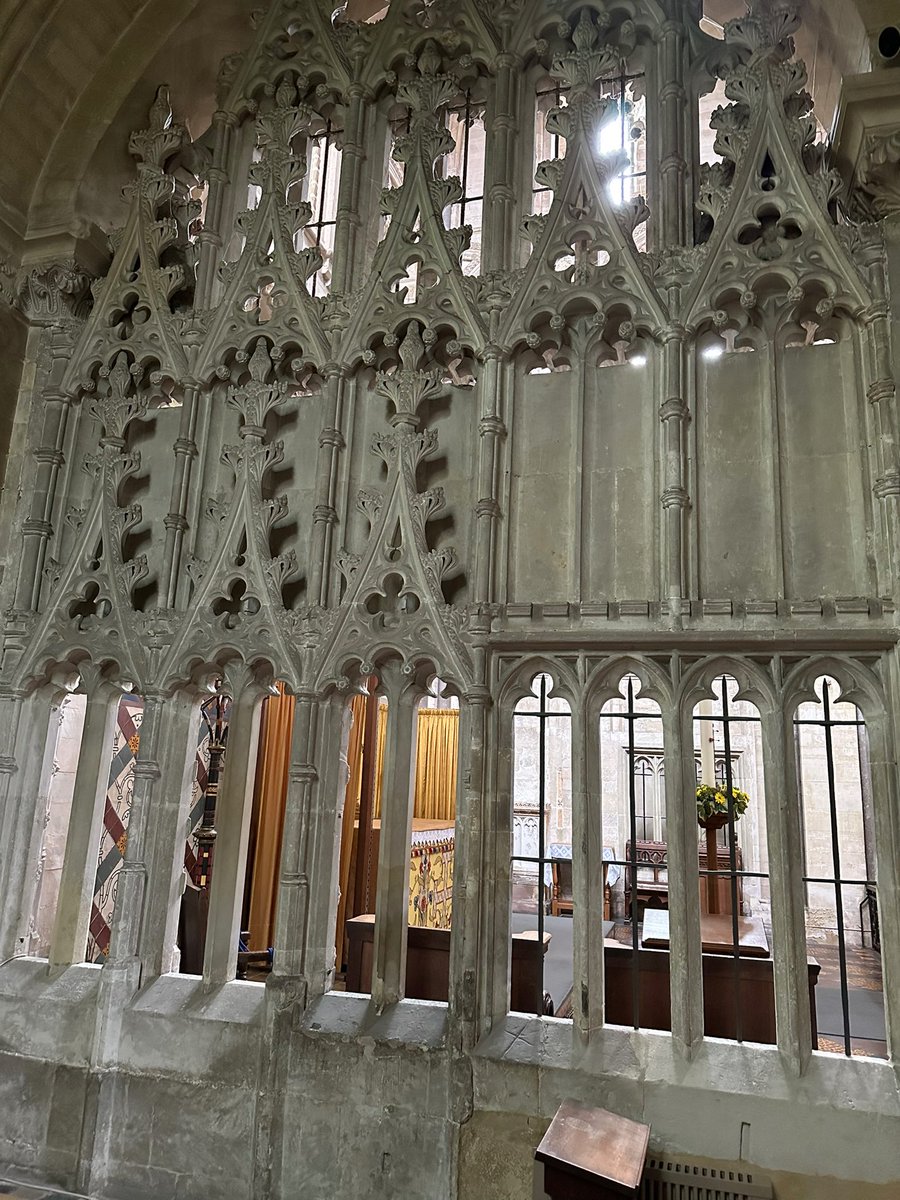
[{"xmin": 535, "ymin": 1100, "xmax": 650, "ymax": 1199}]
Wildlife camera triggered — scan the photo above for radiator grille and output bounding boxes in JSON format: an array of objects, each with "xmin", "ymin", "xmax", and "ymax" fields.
[{"xmin": 640, "ymin": 1157, "xmax": 774, "ymax": 1200}]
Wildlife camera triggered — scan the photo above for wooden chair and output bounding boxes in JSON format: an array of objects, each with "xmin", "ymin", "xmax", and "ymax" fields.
[
  {"xmin": 623, "ymin": 841, "xmax": 669, "ymax": 919},
  {"xmin": 550, "ymin": 857, "xmax": 574, "ymax": 916}
]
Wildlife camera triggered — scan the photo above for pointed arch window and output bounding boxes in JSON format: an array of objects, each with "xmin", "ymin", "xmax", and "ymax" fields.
[
  {"xmin": 296, "ymin": 118, "xmax": 344, "ymax": 297},
  {"xmin": 531, "ymin": 70, "xmax": 647, "ymax": 247},
  {"xmin": 441, "ymin": 88, "xmax": 485, "ymax": 275}
]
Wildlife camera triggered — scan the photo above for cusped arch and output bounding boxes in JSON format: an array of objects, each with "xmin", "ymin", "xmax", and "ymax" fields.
[
  {"xmin": 677, "ymin": 654, "xmax": 777, "ymax": 719},
  {"xmin": 781, "ymin": 654, "xmax": 885, "ymax": 727},
  {"xmin": 495, "ymin": 654, "xmax": 580, "ymax": 714},
  {"xmin": 583, "ymin": 653, "xmax": 674, "ymax": 722}
]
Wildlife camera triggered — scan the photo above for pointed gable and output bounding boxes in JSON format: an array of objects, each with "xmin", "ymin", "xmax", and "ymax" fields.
[
  {"xmin": 499, "ymin": 8, "xmax": 666, "ymax": 349},
  {"xmin": 61, "ymin": 87, "xmax": 195, "ymax": 396},
  {"xmin": 685, "ymin": 5, "xmax": 873, "ymax": 328},
  {"xmin": 194, "ymin": 79, "xmax": 333, "ymax": 379},
  {"xmin": 339, "ymin": 39, "xmax": 488, "ymax": 357}
]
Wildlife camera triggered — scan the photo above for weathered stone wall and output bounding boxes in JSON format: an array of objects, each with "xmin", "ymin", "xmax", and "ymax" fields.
[{"xmin": 0, "ymin": 3, "xmax": 900, "ymax": 1200}]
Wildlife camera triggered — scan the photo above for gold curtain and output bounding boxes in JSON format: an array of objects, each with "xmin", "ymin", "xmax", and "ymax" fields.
[
  {"xmin": 413, "ymin": 709, "xmax": 458, "ymax": 821},
  {"xmin": 335, "ymin": 693, "xmax": 368, "ymax": 960},
  {"xmin": 249, "ymin": 694, "xmax": 460, "ymax": 957},
  {"xmin": 246, "ymin": 683, "xmax": 295, "ymax": 950},
  {"xmin": 373, "ymin": 704, "xmax": 458, "ymax": 822}
]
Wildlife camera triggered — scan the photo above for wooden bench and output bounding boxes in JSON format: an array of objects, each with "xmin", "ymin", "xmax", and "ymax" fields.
[
  {"xmin": 345, "ymin": 915, "xmax": 553, "ymax": 1013},
  {"xmin": 623, "ymin": 840, "xmax": 744, "ymax": 918},
  {"xmin": 603, "ymin": 940, "xmax": 820, "ymax": 1045}
]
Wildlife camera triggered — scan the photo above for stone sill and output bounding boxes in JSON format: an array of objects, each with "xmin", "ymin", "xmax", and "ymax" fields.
[
  {"xmin": 300, "ymin": 991, "xmax": 449, "ymax": 1048},
  {"xmin": 129, "ymin": 972, "xmax": 266, "ymax": 1024},
  {"xmin": 471, "ymin": 1013, "xmax": 900, "ymax": 1117},
  {"xmin": 0, "ymin": 957, "xmax": 101, "ymax": 1002}
]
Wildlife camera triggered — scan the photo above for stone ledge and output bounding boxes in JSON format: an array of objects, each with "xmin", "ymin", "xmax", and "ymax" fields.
[{"xmin": 300, "ymin": 991, "xmax": 448, "ymax": 1048}]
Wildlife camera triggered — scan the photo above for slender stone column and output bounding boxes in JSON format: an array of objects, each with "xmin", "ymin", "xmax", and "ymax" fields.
[
  {"xmin": 159, "ymin": 381, "xmax": 200, "ymax": 609},
  {"xmin": 481, "ymin": 49, "xmax": 521, "ymax": 272},
  {"xmin": 103, "ymin": 690, "xmax": 168, "ymax": 969},
  {"xmin": 370, "ymin": 666, "xmax": 419, "ymax": 1008},
  {"xmin": 571, "ymin": 700, "xmax": 604, "ymax": 1037},
  {"xmin": 49, "ymin": 681, "xmax": 121, "ymax": 967},
  {"xmin": 487, "ymin": 698, "xmax": 512, "ymax": 1030},
  {"xmin": 659, "ymin": 325, "xmax": 690, "ymax": 609},
  {"xmin": 0, "ymin": 685, "xmax": 62, "ymax": 958},
  {"xmin": 578, "ymin": 700, "xmax": 607, "ymax": 1036},
  {"xmin": 299, "ymin": 692, "xmax": 350, "ymax": 999},
  {"xmin": 271, "ymin": 688, "xmax": 319, "ymax": 982},
  {"xmin": 307, "ymin": 369, "xmax": 345, "ymax": 607},
  {"xmin": 331, "ymin": 84, "xmax": 370, "ymax": 295},
  {"xmin": 656, "ymin": 17, "xmax": 688, "ymax": 248},
  {"xmin": 447, "ymin": 686, "xmax": 490, "ymax": 1048},
  {"xmin": 472, "ymin": 351, "xmax": 506, "ymax": 604},
  {"xmin": 203, "ymin": 678, "xmax": 266, "ymax": 987},
  {"xmin": 195, "ymin": 110, "xmax": 238, "ymax": 308},
  {"xmin": 662, "ymin": 694, "xmax": 703, "ymax": 1057},
  {"xmin": 135, "ymin": 689, "xmax": 203, "ymax": 978},
  {"xmin": 760, "ymin": 698, "xmax": 813, "ymax": 1074}
]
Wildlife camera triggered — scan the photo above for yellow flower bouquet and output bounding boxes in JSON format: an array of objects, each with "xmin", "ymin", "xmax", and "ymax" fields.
[{"xmin": 696, "ymin": 783, "xmax": 750, "ymax": 824}]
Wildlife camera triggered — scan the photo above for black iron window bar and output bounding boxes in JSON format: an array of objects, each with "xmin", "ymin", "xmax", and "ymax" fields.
[
  {"xmin": 794, "ymin": 679, "xmax": 874, "ymax": 1057},
  {"xmin": 690, "ymin": 675, "xmax": 765, "ymax": 1045},
  {"xmin": 533, "ymin": 70, "xmax": 645, "ymax": 208},
  {"xmin": 510, "ymin": 673, "xmax": 570, "ymax": 1016},
  {"xmin": 601, "ymin": 675, "xmax": 666, "ymax": 1031},
  {"xmin": 444, "ymin": 90, "xmax": 483, "ymax": 235},
  {"xmin": 305, "ymin": 118, "xmax": 343, "ymax": 297}
]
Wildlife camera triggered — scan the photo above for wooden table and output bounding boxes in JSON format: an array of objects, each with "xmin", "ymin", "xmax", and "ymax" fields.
[
  {"xmin": 641, "ymin": 908, "xmax": 770, "ymax": 957},
  {"xmin": 535, "ymin": 1099, "xmax": 650, "ymax": 1199}
]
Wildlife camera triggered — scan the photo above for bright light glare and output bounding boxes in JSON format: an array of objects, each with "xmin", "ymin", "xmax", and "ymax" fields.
[
  {"xmin": 702, "ymin": 344, "xmax": 724, "ymax": 361},
  {"xmin": 630, "ymin": 355, "xmax": 647, "ymax": 367}
]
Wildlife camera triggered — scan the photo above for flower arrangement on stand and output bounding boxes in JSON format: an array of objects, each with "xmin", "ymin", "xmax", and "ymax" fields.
[
  {"xmin": 696, "ymin": 784, "xmax": 751, "ymax": 915},
  {"xmin": 696, "ymin": 783, "xmax": 750, "ymax": 829}
]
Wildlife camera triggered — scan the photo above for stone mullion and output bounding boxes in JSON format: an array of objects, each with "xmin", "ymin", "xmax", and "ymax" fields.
[
  {"xmin": 195, "ymin": 111, "xmax": 237, "ymax": 309},
  {"xmin": 0, "ymin": 687, "xmax": 59, "ymax": 959},
  {"xmin": 571, "ymin": 702, "xmax": 603, "ymax": 1037},
  {"xmin": 867, "ymin": 655, "xmax": 900, "ymax": 1064},
  {"xmin": 331, "ymin": 86, "xmax": 369, "ymax": 295},
  {"xmin": 761, "ymin": 699, "xmax": 812, "ymax": 1075},
  {"xmin": 271, "ymin": 689, "xmax": 319, "ymax": 982},
  {"xmin": 102, "ymin": 691, "xmax": 169, "ymax": 968},
  {"xmin": 160, "ymin": 383, "xmax": 200, "ymax": 609},
  {"xmin": 298, "ymin": 693, "xmax": 349, "ymax": 999},
  {"xmin": 659, "ymin": 327, "xmax": 690, "ymax": 609},
  {"xmin": 472, "ymin": 352, "xmax": 506, "ymax": 603},
  {"xmin": 134, "ymin": 690, "xmax": 202, "ymax": 978},
  {"xmin": 487, "ymin": 698, "xmax": 512, "ymax": 1030},
  {"xmin": 49, "ymin": 684, "xmax": 121, "ymax": 967},
  {"xmin": 202, "ymin": 685, "xmax": 264, "ymax": 987},
  {"xmin": 447, "ymin": 688, "xmax": 488, "ymax": 1048},
  {"xmin": 482, "ymin": 52, "xmax": 521, "ymax": 272},
  {"xmin": 662, "ymin": 695, "xmax": 703, "ymax": 1056},
  {"xmin": 308, "ymin": 369, "xmax": 345, "ymax": 607},
  {"xmin": 370, "ymin": 674, "xmax": 418, "ymax": 1008},
  {"xmin": 656, "ymin": 19, "xmax": 688, "ymax": 247}
]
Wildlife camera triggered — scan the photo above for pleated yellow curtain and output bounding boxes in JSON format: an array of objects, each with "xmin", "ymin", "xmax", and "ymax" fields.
[
  {"xmin": 246, "ymin": 683, "xmax": 295, "ymax": 950},
  {"xmin": 372, "ymin": 704, "xmax": 458, "ymax": 821},
  {"xmin": 372, "ymin": 701, "xmax": 388, "ymax": 818},
  {"xmin": 413, "ymin": 709, "xmax": 458, "ymax": 821},
  {"xmin": 335, "ymin": 693, "xmax": 368, "ymax": 959}
]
